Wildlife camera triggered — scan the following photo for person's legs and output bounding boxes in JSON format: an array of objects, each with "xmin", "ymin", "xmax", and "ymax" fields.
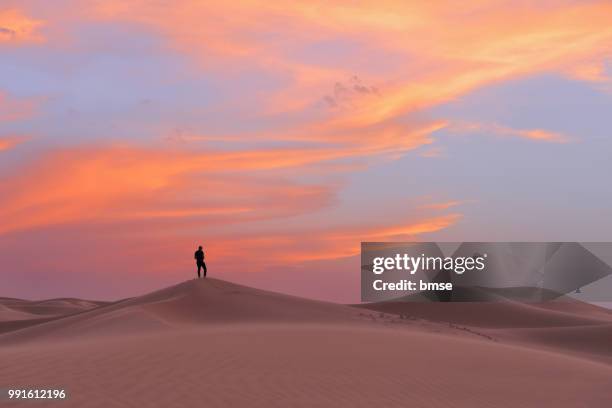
[
  {"xmin": 203, "ymin": 262, "xmax": 207, "ymax": 277},
  {"xmin": 197, "ymin": 263, "xmax": 201, "ymax": 278}
]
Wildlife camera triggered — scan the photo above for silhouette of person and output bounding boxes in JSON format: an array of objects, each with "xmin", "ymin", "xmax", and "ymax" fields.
[{"xmin": 194, "ymin": 246, "xmax": 207, "ymax": 278}]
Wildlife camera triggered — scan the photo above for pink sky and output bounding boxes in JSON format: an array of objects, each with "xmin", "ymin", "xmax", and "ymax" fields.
[{"xmin": 1, "ymin": 1, "xmax": 611, "ymax": 302}]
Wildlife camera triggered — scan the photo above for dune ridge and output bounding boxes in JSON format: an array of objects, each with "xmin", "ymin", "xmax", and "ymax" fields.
[
  {"xmin": 0, "ymin": 297, "xmax": 107, "ymax": 321},
  {"xmin": 0, "ymin": 279, "xmax": 369, "ymax": 344},
  {"xmin": 1, "ymin": 278, "xmax": 611, "ymax": 407}
]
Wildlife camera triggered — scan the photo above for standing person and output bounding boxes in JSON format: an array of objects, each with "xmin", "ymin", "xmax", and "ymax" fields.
[{"xmin": 194, "ymin": 246, "xmax": 207, "ymax": 278}]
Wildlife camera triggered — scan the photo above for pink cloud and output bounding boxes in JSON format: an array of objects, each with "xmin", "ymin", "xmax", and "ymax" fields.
[
  {"xmin": 0, "ymin": 134, "xmax": 27, "ymax": 151},
  {"xmin": 447, "ymin": 121, "xmax": 570, "ymax": 143},
  {"xmin": 0, "ymin": 8, "xmax": 44, "ymax": 45}
]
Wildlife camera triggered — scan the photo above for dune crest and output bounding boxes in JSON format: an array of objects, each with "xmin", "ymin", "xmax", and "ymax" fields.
[{"xmin": 0, "ymin": 278, "xmax": 368, "ymax": 344}]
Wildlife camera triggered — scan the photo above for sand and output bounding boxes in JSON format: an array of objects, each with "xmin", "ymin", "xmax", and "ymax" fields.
[
  {"xmin": 356, "ymin": 295, "xmax": 612, "ymax": 364},
  {"xmin": 1, "ymin": 278, "xmax": 611, "ymax": 407},
  {"xmin": 0, "ymin": 298, "xmax": 107, "ymax": 320}
]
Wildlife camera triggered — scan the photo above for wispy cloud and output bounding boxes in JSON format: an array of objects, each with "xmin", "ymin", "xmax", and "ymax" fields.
[
  {"xmin": 419, "ymin": 146, "xmax": 446, "ymax": 158},
  {"xmin": 0, "ymin": 9, "xmax": 44, "ymax": 44},
  {"xmin": 0, "ymin": 145, "xmax": 343, "ymax": 235},
  {"xmin": 3, "ymin": 0, "xmax": 608, "ymax": 299},
  {"xmin": 418, "ymin": 201, "xmax": 466, "ymax": 211},
  {"xmin": 191, "ymin": 213, "xmax": 463, "ymax": 266},
  {"xmin": 0, "ymin": 135, "xmax": 27, "ymax": 151},
  {"xmin": 82, "ymin": 1, "xmax": 612, "ymax": 127},
  {"xmin": 447, "ymin": 121, "xmax": 570, "ymax": 143}
]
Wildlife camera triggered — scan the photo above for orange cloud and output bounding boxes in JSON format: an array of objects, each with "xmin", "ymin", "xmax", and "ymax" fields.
[
  {"xmin": 448, "ymin": 121, "xmax": 570, "ymax": 143},
  {"xmin": 0, "ymin": 145, "xmax": 351, "ymax": 235},
  {"xmin": 0, "ymin": 142, "xmax": 463, "ymax": 274},
  {"xmin": 0, "ymin": 143, "xmax": 463, "ymax": 288},
  {"xmin": 0, "ymin": 135, "xmax": 26, "ymax": 151},
  {"xmin": 203, "ymin": 213, "xmax": 462, "ymax": 266},
  {"xmin": 0, "ymin": 9, "xmax": 44, "ymax": 44},
  {"xmin": 165, "ymin": 119, "xmax": 444, "ymax": 173},
  {"xmin": 7, "ymin": 1, "xmax": 602, "ymax": 289},
  {"xmin": 6, "ymin": 1, "xmax": 598, "ymax": 161},
  {"xmin": 565, "ymin": 61, "xmax": 610, "ymax": 83},
  {"xmin": 88, "ymin": 1, "xmax": 612, "ymax": 127},
  {"xmin": 0, "ymin": 209, "xmax": 462, "ymax": 302}
]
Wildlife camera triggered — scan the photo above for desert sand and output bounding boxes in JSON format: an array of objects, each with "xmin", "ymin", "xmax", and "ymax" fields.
[{"xmin": 1, "ymin": 278, "xmax": 611, "ymax": 407}]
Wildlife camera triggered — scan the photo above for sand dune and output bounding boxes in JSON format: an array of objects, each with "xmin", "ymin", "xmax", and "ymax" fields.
[
  {"xmin": 1, "ymin": 278, "xmax": 611, "ymax": 407},
  {"xmin": 0, "ymin": 297, "xmax": 107, "ymax": 321},
  {"xmin": 0, "ymin": 297, "xmax": 109, "ymax": 336},
  {"xmin": 356, "ymin": 296, "xmax": 612, "ymax": 363},
  {"xmin": 2, "ymin": 326, "xmax": 611, "ymax": 408},
  {"xmin": 0, "ymin": 279, "xmax": 367, "ymax": 344},
  {"xmin": 488, "ymin": 323, "xmax": 612, "ymax": 363},
  {"xmin": 0, "ymin": 304, "xmax": 40, "ymax": 321},
  {"xmin": 527, "ymin": 298, "xmax": 612, "ymax": 319},
  {"xmin": 355, "ymin": 299, "xmax": 611, "ymax": 329}
]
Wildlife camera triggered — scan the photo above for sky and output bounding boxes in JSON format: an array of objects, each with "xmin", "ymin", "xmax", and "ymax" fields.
[{"xmin": 1, "ymin": 1, "xmax": 611, "ymax": 303}]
